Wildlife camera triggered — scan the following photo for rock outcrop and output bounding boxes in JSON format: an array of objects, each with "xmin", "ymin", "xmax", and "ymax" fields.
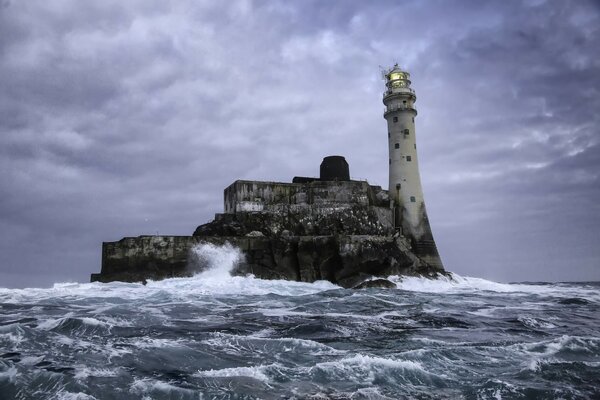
[
  {"xmin": 91, "ymin": 173, "xmax": 446, "ymax": 287},
  {"xmin": 91, "ymin": 215, "xmax": 445, "ymax": 288}
]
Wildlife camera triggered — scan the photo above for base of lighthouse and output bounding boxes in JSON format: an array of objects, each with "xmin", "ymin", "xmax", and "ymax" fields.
[{"xmin": 393, "ymin": 203, "xmax": 444, "ymax": 270}]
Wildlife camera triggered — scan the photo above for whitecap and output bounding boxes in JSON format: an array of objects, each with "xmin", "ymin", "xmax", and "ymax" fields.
[
  {"xmin": 317, "ymin": 354, "xmax": 425, "ymax": 372},
  {"xmin": 130, "ymin": 378, "xmax": 195, "ymax": 395},
  {"xmin": 389, "ymin": 273, "xmax": 600, "ymax": 302},
  {"xmin": 52, "ymin": 392, "xmax": 97, "ymax": 400},
  {"xmin": 201, "ymin": 332, "xmax": 343, "ymax": 358},
  {"xmin": 0, "ymin": 331, "xmax": 24, "ymax": 347},
  {"xmin": 128, "ymin": 337, "xmax": 190, "ymax": 350},
  {"xmin": 311, "ymin": 354, "xmax": 432, "ymax": 386},
  {"xmin": 79, "ymin": 317, "xmax": 113, "ymax": 327},
  {"xmin": 74, "ymin": 367, "xmax": 119, "ymax": 380},
  {"xmin": 513, "ymin": 335, "xmax": 600, "ymax": 371},
  {"xmin": 19, "ymin": 356, "xmax": 45, "ymax": 365},
  {"xmin": 0, "ymin": 243, "xmax": 341, "ymax": 303},
  {"xmin": 195, "ymin": 364, "xmax": 273, "ymax": 382},
  {"xmin": 517, "ymin": 315, "xmax": 557, "ymax": 329},
  {"xmin": 36, "ymin": 314, "xmax": 74, "ymax": 331}
]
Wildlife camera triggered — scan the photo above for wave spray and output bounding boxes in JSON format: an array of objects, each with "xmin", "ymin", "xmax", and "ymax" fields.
[{"xmin": 188, "ymin": 242, "xmax": 244, "ymax": 279}]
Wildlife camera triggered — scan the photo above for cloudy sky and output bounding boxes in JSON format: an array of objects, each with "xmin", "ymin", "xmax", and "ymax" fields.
[{"xmin": 1, "ymin": 0, "xmax": 599, "ymax": 288}]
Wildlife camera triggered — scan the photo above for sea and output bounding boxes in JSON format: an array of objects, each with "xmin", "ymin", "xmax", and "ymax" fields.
[{"xmin": 0, "ymin": 243, "xmax": 599, "ymax": 399}]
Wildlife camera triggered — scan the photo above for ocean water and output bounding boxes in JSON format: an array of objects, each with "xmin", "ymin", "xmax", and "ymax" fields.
[{"xmin": 1, "ymin": 244, "xmax": 599, "ymax": 399}]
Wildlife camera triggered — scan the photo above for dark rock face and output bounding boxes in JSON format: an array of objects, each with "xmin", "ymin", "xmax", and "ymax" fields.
[
  {"xmin": 92, "ymin": 232, "xmax": 446, "ymax": 288},
  {"xmin": 194, "ymin": 205, "xmax": 393, "ymax": 238}
]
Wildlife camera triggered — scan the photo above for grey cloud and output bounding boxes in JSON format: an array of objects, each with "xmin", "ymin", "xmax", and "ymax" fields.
[{"xmin": 0, "ymin": 0, "xmax": 599, "ymax": 287}]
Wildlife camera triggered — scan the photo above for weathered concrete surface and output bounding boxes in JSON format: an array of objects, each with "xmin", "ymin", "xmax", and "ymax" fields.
[
  {"xmin": 91, "ymin": 236, "xmax": 195, "ymax": 283},
  {"xmin": 224, "ymin": 180, "xmax": 389, "ymax": 214},
  {"xmin": 91, "ymin": 233, "xmax": 445, "ymax": 288}
]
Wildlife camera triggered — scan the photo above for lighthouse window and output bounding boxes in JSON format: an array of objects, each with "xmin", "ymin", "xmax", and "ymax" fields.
[
  {"xmin": 404, "ymin": 129, "xmax": 409, "ymax": 135},
  {"xmin": 394, "ymin": 143, "xmax": 400, "ymax": 149},
  {"xmin": 393, "ymin": 117, "xmax": 398, "ymax": 123},
  {"xmin": 389, "ymin": 158, "xmax": 391, "ymax": 164},
  {"xmin": 414, "ymin": 144, "xmax": 416, "ymax": 149},
  {"xmin": 387, "ymin": 132, "xmax": 390, "ymax": 138},
  {"xmin": 406, "ymin": 155, "xmax": 412, "ymax": 161},
  {"xmin": 410, "ymin": 196, "xmax": 416, "ymax": 202},
  {"xmin": 396, "ymin": 183, "xmax": 401, "ymax": 189}
]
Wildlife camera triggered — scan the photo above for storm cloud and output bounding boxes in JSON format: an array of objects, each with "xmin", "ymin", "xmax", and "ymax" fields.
[{"xmin": 1, "ymin": 0, "xmax": 599, "ymax": 287}]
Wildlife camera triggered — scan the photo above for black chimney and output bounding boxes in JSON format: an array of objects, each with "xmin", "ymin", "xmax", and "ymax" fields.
[{"xmin": 319, "ymin": 156, "xmax": 350, "ymax": 181}]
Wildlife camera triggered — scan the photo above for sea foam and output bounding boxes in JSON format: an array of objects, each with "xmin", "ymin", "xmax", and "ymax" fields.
[{"xmin": 391, "ymin": 273, "xmax": 600, "ymax": 302}]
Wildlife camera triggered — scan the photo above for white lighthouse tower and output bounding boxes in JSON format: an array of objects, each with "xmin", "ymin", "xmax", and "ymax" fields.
[{"xmin": 383, "ymin": 64, "xmax": 443, "ymax": 269}]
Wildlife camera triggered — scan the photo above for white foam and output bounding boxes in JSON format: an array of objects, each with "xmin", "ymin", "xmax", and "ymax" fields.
[
  {"xmin": 53, "ymin": 392, "xmax": 97, "ymax": 400},
  {"xmin": 74, "ymin": 367, "xmax": 119, "ymax": 380},
  {"xmin": 517, "ymin": 316, "xmax": 557, "ymax": 329},
  {"xmin": 259, "ymin": 306, "xmax": 409, "ymax": 323},
  {"xmin": 37, "ymin": 317, "xmax": 67, "ymax": 331},
  {"xmin": 56, "ymin": 336, "xmax": 75, "ymax": 346},
  {"xmin": 130, "ymin": 337, "xmax": 189, "ymax": 350},
  {"xmin": 19, "ymin": 356, "xmax": 45, "ymax": 366},
  {"xmin": 0, "ymin": 248, "xmax": 595, "ymax": 305},
  {"xmin": 188, "ymin": 242, "xmax": 243, "ymax": 280},
  {"xmin": 0, "ymin": 253, "xmax": 340, "ymax": 304},
  {"xmin": 146, "ymin": 274, "xmax": 340, "ymax": 297},
  {"xmin": 0, "ymin": 332, "xmax": 24, "ymax": 347},
  {"xmin": 312, "ymin": 354, "xmax": 429, "ymax": 384},
  {"xmin": 0, "ymin": 366, "xmax": 18, "ymax": 383},
  {"xmin": 318, "ymin": 354, "xmax": 425, "ymax": 372},
  {"xmin": 196, "ymin": 365, "xmax": 273, "ymax": 382},
  {"xmin": 202, "ymin": 332, "xmax": 343, "ymax": 356},
  {"xmin": 310, "ymin": 354, "xmax": 444, "ymax": 386},
  {"xmin": 79, "ymin": 317, "xmax": 112, "ymax": 327},
  {"xmin": 390, "ymin": 273, "xmax": 522, "ymax": 293},
  {"xmin": 130, "ymin": 378, "xmax": 195, "ymax": 395},
  {"xmin": 511, "ymin": 335, "xmax": 600, "ymax": 371},
  {"xmin": 390, "ymin": 273, "xmax": 600, "ymax": 301}
]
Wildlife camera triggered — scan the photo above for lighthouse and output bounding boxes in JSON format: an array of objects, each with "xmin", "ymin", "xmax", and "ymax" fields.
[{"xmin": 383, "ymin": 65, "xmax": 443, "ymax": 269}]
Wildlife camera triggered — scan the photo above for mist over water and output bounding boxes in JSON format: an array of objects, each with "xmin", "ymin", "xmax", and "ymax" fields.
[{"xmin": 0, "ymin": 244, "xmax": 599, "ymax": 399}]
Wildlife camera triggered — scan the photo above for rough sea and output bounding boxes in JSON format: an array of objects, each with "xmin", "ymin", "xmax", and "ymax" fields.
[{"xmin": 1, "ymin": 244, "xmax": 599, "ymax": 399}]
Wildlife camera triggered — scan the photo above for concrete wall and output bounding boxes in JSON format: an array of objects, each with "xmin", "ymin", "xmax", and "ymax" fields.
[
  {"xmin": 214, "ymin": 180, "xmax": 394, "ymax": 236},
  {"xmin": 224, "ymin": 180, "xmax": 388, "ymax": 214},
  {"xmin": 92, "ymin": 236, "xmax": 197, "ymax": 282}
]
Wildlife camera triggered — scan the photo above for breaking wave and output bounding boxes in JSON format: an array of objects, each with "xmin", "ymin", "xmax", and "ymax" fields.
[{"xmin": 187, "ymin": 241, "xmax": 243, "ymax": 278}]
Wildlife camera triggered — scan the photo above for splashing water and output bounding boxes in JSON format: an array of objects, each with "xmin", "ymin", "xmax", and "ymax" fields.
[{"xmin": 188, "ymin": 242, "xmax": 244, "ymax": 279}]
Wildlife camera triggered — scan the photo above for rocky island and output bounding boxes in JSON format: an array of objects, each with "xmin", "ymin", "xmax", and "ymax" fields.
[{"xmin": 91, "ymin": 65, "xmax": 447, "ymax": 288}]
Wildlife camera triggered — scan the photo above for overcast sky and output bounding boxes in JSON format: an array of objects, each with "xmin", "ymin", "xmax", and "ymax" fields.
[{"xmin": 1, "ymin": 0, "xmax": 599, "ymax": 288}]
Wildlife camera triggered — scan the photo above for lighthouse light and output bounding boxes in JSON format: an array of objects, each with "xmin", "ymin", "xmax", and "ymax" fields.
[{"xmin": 389, "ymin": 72, "xmax": 404, "ymax": 81}]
